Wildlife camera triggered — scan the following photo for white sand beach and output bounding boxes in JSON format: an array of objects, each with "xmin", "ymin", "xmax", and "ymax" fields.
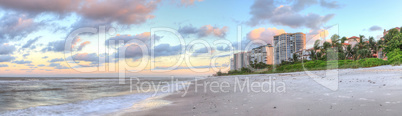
[{"xmin": 119, "ymin": 65, "xmax": 402, "ymax": 116}]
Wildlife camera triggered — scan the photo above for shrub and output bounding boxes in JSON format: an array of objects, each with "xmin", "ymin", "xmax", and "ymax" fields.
[
  {"xmin": 358, "ymin": 58, "xmax": 388, "ymax": 67},
  {"xmin": 241, "ymin": 67, "xmax": 252, "ymax": 73},
  {"xmin": 387, "ymin": 49, "xmax": 402, "ymax": 66}
]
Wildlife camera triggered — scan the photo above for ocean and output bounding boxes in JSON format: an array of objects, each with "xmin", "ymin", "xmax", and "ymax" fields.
[{"xmin": 0, "ymin": 77, "xmax": 196, "ymax": 116}]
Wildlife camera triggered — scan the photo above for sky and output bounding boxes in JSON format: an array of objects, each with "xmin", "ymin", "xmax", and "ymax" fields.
[{"xmin": 0, "ymin": 0, "xmax": 401, "ymax": 77}]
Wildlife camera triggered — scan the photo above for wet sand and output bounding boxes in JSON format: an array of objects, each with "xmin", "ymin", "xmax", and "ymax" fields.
[{"xmin": 121, "ymin": 65, "xmax": 402, "ymax": 116}]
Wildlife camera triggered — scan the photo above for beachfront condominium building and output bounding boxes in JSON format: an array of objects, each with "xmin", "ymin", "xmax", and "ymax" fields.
[
  {"xmin": 344, "ymin": 36, "xmax": 360, "ymax": 48},
  {"xmin": 230, "ymin": 52, "xmax": 250, "ymax": 71},
  {"xmin": 249, "ymin": 44, "xmax": 274, "ymax": 65},
  {"xmin": 273, "ymin": 32, "xmax": 306, "ymax": 65},
  {"xmin": 292, "ymin": 49, "xmax": 312, "ymax": 61}
]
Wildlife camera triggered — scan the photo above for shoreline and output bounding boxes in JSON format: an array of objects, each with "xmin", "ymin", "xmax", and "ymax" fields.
[{"xmin": 121, "ymin": 65, "xmax": 402, "ymax": 116}]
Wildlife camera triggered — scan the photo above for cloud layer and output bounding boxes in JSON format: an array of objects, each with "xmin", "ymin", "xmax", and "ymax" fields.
[
  {"xmin": 0, "ymin": 0, "xmax": 160, "ymax": 25},
  {"xmin": 0, "ymin": 13, "xmax": 42, "ymax": 42},
  {"xmin": 247, "ymin": 27, "xmax": 286, "ymax": 44},
  {"xmin": 178, "ymin": 25, "xmax": 228, "ymax": 38},
  {"xmin": 369, "ymin": 25, "xmax": 382, "ymax": 31},
  {"xmin": 106, "ymin": 32, "xmax": 162, "ymax": 46},
  {"xmin": 248, "ymin": 0, "xmax": 335, "ymax": 29},
  {"xmin": 22, "ymin": 36, "xmax": 41, "ymax": 49},
  {"xmin": 181, "ymin": 0, "xmax": 204, "ymax": 6},
  {"xmin": 0, "ymin": 44, "xmax": 16, "ymax": 55},
  {"xmin": 0, "ymin": 55, "xmax": 15, "ymax": 62}
]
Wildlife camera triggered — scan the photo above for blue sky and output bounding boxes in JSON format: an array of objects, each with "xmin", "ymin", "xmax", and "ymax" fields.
[{"xmin": 0, "ymin": 0, "xmax": 400, "ymax": 77}]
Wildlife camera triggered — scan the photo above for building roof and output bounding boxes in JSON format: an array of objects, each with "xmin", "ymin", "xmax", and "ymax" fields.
[
  {"xmin": 342, "ymin": 43, "xmax": 350, "ymax": 45},
  {"xmin": 274, "ymin": 32, "xmax": 306, "ymax": 37},
  {"xmin": 348, "ymin": 36, "xmax": 360, "ymax": 40}
]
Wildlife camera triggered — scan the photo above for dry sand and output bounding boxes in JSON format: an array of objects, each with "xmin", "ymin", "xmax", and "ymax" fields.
[{"xmin": 119, "ymin": 65, "xmax": 402, "ymax": 116}]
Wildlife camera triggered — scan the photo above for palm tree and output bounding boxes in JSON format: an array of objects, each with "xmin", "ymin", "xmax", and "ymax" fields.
[
  {"xmin": 310, "ymin": 50, "xmax": 316, "ymax": 60},
  {"xmin": 352, "ymin": 47, "xmax": 359, "ymax": 60},
  {"xmin": 323, "ymin": 42, "xmax": 332, "ymax": 51},
  {"xmin": 341, "ymin": 36, "xmax": 348, "ymax": 44},
  {"xmin": 368, "ymin": 36, "xmax": 377, "ymax": 57},
  {"xmin": 359, "ymin": 35, "xmax": 365, "ymax": 44},
  {"xmin": 292, "ymin": 53, "xmax": 299, "ymax": 63},
  {"xmin": 377, "ymin": 39, "xmax": 385, "ymax": 49},
  {"xmin": 313, "ymin": 40, "xmax": 321, "ymax": 60},
  {"xmin": 330, "ymin": 34, "xmax": 340, "ymax": 47},
  {"xmin": 345, "ymin": 45, "xmax": 353, "ymax": 59},
  {"xmin": 356, "ymin": 35, "xmax": 366, "ymax": 50},
  {"xmin": 357, "ymin": 49, "xmax": 371, "ymax": 59}
]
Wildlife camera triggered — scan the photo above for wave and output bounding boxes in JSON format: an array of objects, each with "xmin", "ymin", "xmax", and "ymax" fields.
[
  {"xmin": 0, "ymin": 88, "xmax": 63, "ymax": 94},
  {"xmin": 0, "ymin": 79, "xmax": 193, "ymax": 116}
]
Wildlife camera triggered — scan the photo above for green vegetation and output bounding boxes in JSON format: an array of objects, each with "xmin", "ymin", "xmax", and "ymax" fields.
[
  {"xmin": 217, "ymin": 27, "xmax": 401, "ymax": 76},
  {"xmin": 383, "ymin": 28, "xmax": 402, "ymax": 53},
  {"xmin": 249, "ymin": 60, "xmax": 269, "ymax": 69},
  {"xmin": 382, "ymin": 27, "xmax": 402, "ymax": 65},
  {"xmin": 222, "ymin": 59, "xmax": 388, "ymax": 76},
  {"xmin": 387, "ymin": 48, "xmax": 402, "ymax": 65}
]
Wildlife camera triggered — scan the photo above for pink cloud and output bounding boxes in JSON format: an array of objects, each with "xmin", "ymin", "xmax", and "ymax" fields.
[
  {"xmin": 181, "ymin": 0, "xmax": 204, "ymax": 6},
  {"xmin": 77, "ymin": 41, "xmax": 91, "ymax": 51},
  {"xmin": 247, "ymin": 27, "xmax": 285, "ymax": 44},
  {"xmin": 0, "ymin": 0, "xmax": 161, "ymax": 25},
  {"xmin": 199, "ymin": 25, "xmax": 228, "ymax": 38}
]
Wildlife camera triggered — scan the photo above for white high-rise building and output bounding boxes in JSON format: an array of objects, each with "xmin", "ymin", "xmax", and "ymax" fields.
[
  {"xmin": 230, "ymin": 52, "xmax": 250, "ymax": 71},
  {"xmin": 249, "ymin": 44, "xmax": 274, "ymax": 65},
  {"xmin": 273, "ymin": 32, "xmax": 306, "ymax": 65}
]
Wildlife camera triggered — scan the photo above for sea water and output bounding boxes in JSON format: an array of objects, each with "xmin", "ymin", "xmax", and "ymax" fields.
[{"xmin": 0, "ymin": 77, "xmax": 195, "ymax": 116}]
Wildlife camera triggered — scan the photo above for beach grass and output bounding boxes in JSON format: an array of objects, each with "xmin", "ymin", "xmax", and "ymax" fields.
[{"xmin": 222, "ymin": 58, "xmax": 389, "ymax": 76}]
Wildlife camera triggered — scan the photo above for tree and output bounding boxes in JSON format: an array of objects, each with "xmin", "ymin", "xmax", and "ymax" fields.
[
  {"xmin": 341, "ymin": 36, "xmax": 348, "ymax": 44},
  {"xmin": 368, "ymin": 36, "xmax": 377, "ymax": 56},
  {"xmin": 384, "ymin": 28, "xmax": 402, "ymax": 53},
  {"xmin": 310, "ymin": 50, "xmax": 315, "ymax": 60},
  {"xmin": 345, "ymin": 45, "xmax": 353, "ymax": 59},
  {"xmin": 326, "ymin": 48, "xmax": 338, "ymax": 60},
  {"xmin": 384, "ymin": 28, "xmax": 399, "ymax": 43},
  {"xmin": 313, "ymin": 40, "xmax": 321, "ymax": 60},
  {"xmin": 292, "ymin": 53, "xmax": 299, "ymax": 63},
  {"xmin": 352, "ymin": 47, "xmax": 359, "ymax": 60},
  {"xmin": 257, "ymin": 62, "xmax": 267, "ymax": 69},
  {"xmin": 357, "ymin": 49, "xmax": 371, "ymax": 59},
  {"xmin": 359, "ymin": 35, "xmax": 365, "ymax": 44},
  {"xmin": 387, "ymin": 48, "xmax": 402, "ymax": 65},
  {"xmin": 241, "ymin": 67, "xmax": 251, "ymax": 73},
  {"xmin": 216, "ymin": 70, "xmax": 223, "ymax": 76},
  {"xmin": 377, "ymin": 39, "xmax": 385, "ymax": 49},
  {"xmin": 385, "ymin": 35, "xmax": 402, "ymax": 53},
  {"xmin": 338, "ymin": 52, "xmax": 346, "ymax": 60},
  {"xmin": 330, "ymin": 34, "xmax": 340, "ymax": 47},
  {"xmin": 323, "ymin": 42, "xmax": 332, "ymax": 51},
  {"xmin": 249, "ymin": 60, "xmax": 255, "ymax": 69},
  {"xmin": 316, "ymin": 52, "xmax": 323, "ymax": 60}
]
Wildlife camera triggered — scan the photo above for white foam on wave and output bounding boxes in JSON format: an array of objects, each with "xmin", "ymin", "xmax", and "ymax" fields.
[
  {"xmin": 1, "ymin": 80, "xmax": 193, "ymax": 116},
  {"xmin": 1, "ymin": 92, "xmax": 153, "ymax": 116}
]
